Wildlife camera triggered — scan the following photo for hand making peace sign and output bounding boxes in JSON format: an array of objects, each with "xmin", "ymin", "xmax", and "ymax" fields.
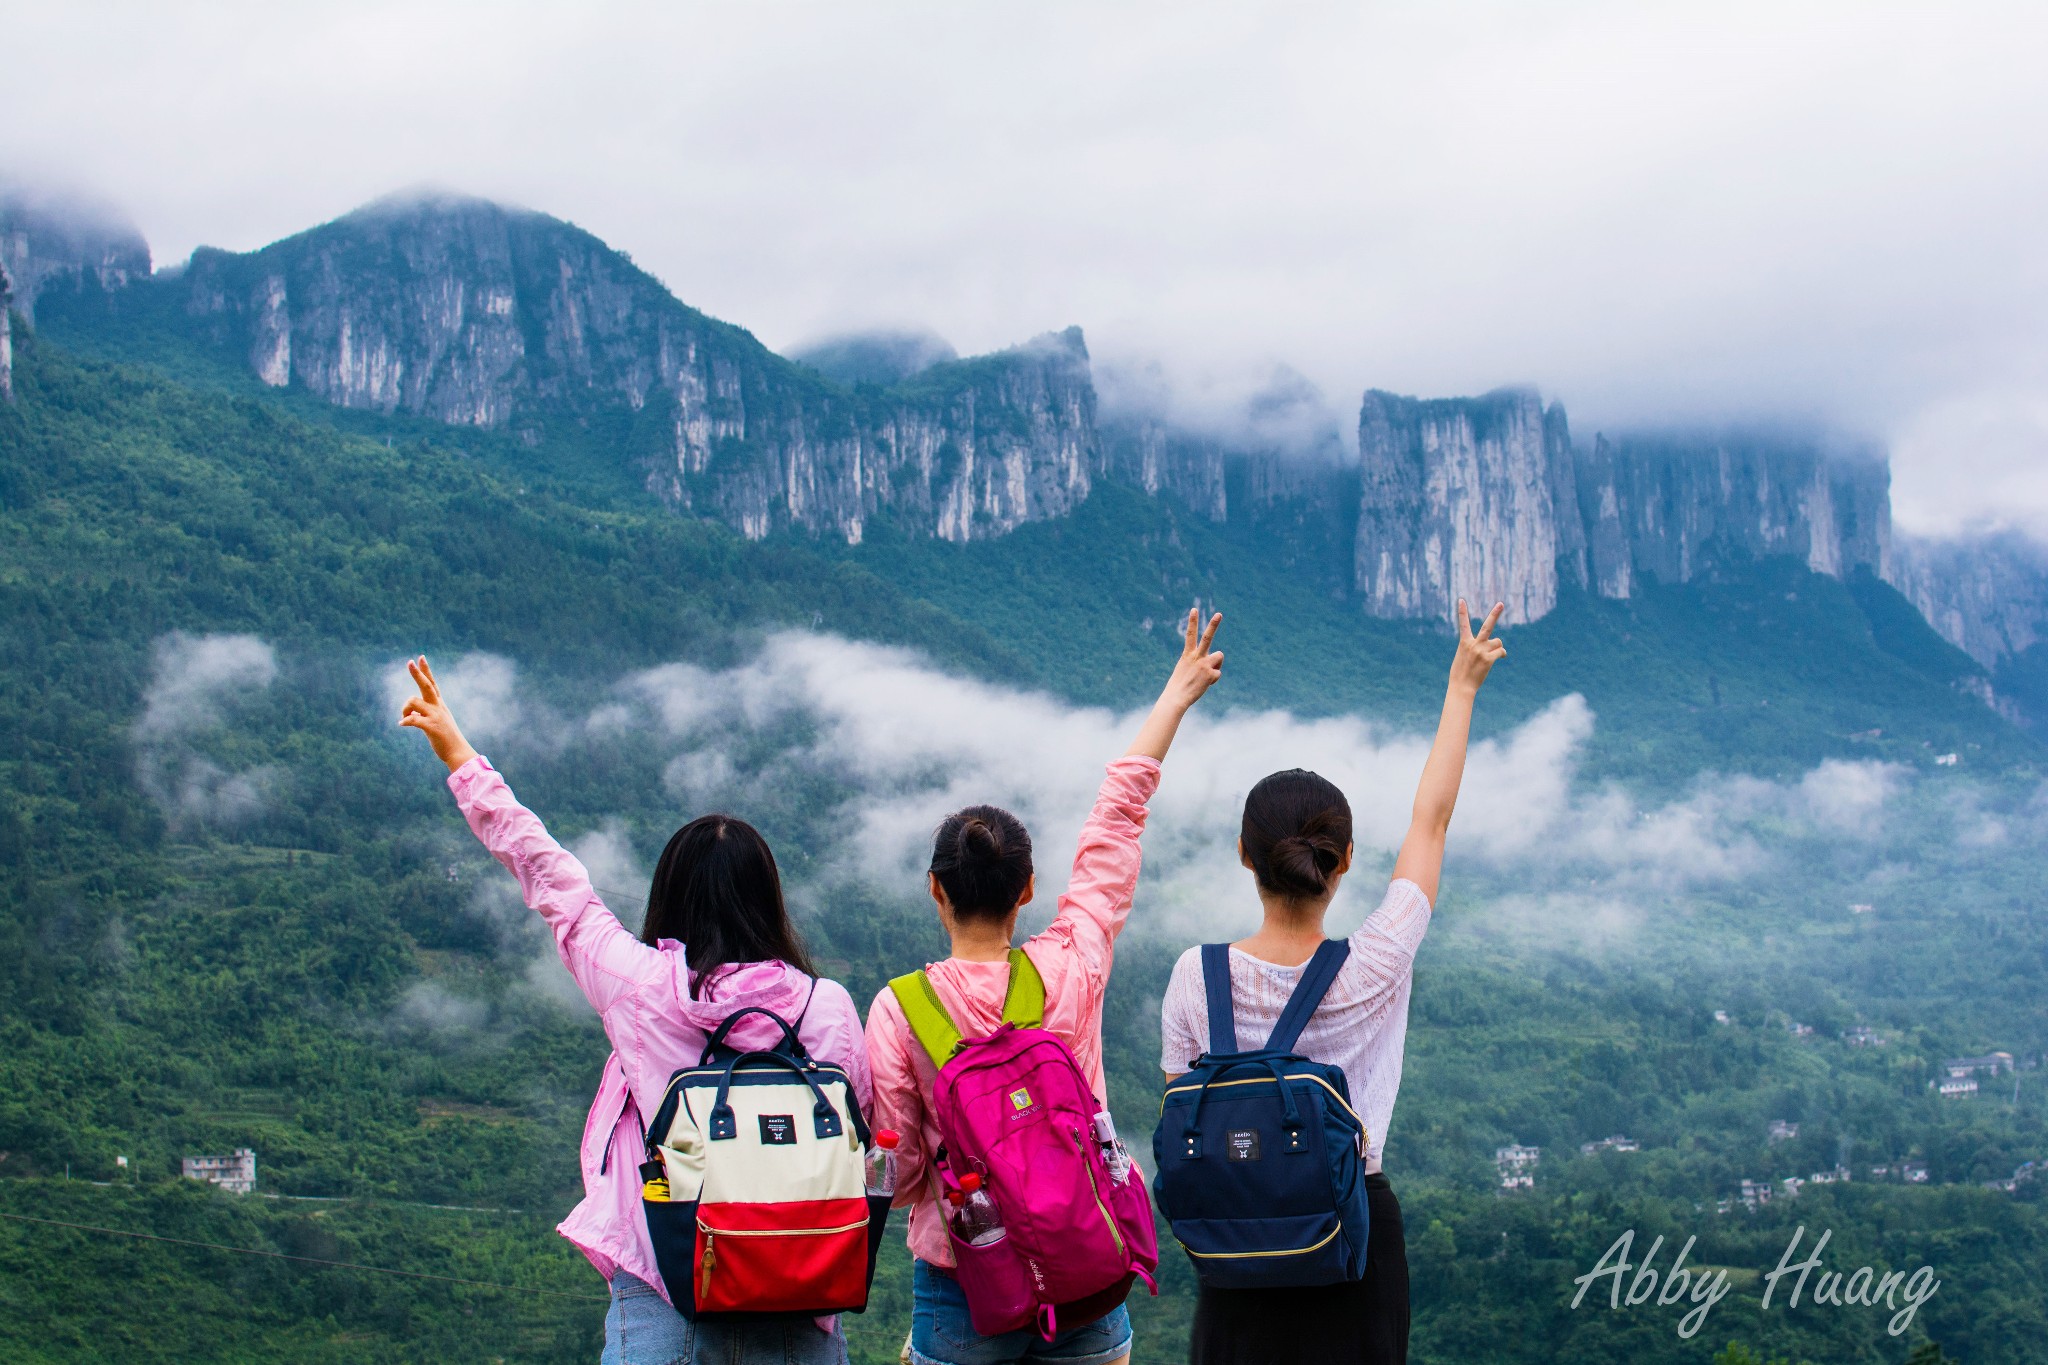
[
  {"xmin": 399, "ymin": 656, "xmax": 480, "ymax": 773},
  {"xmin": 1449, "ymin": 598, "xmax": 1507, "ymax": 696}
]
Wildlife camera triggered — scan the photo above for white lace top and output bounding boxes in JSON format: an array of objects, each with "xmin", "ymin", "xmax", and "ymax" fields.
[{"xmin": 1159, "ymin": 879, "xmax": 1433, "ymax": 1174}]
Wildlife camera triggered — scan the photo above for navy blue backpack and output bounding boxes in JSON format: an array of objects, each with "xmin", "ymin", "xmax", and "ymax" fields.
[{"xmin": 1151, "ymin": 940, "xmax": 1370, "ymax": 1289}]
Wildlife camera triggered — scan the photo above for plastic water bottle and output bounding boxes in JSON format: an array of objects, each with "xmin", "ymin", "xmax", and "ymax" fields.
[
  {"xmin": 865, "ymin": 1129, "xmax": 900, "ymax": 1197},
  {"xmin": 949, "ymin": 1172, "xmax": 1006, "ymax": 1246},
  {"xmin": 1092, "ymin": 1110, "xmax": 1133, "ymax": 1186}
]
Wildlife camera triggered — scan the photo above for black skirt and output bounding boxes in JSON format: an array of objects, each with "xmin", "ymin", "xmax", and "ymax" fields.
[{"xmin": 1186, "ymin": 1172, "xmax": 1410, "ymax": 1365}]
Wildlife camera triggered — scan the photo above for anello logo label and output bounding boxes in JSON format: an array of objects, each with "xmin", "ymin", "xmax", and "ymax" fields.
[
  {"xmin": 1227, "ymin": 1129, "xmax": 1261, "ymax": 1161},
  {"xmin": 758, "ymin": 1114, "xmax": 797, "ymax": 1145}
]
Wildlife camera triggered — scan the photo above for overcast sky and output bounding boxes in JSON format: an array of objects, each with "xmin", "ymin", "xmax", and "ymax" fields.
[{"xmin": 4, "ymin": 1, "xmax": 2046, "ymax": 537}]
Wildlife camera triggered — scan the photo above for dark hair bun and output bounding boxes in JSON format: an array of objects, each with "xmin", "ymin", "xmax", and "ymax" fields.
[
  {"xmin": 931, "ymin": 805, "xmax": 1033, "ymax": 923},
  {"xmin": 1268, "ymin": 832, "xmax": 1344, "ymax": 898},
  {"xmin": 1241, "ymin": 770, "xmax": 1353, "ymax": 901},
  {"xmin": 960, "ymin": 816, "xmax": 1004, "ymax": 863}
]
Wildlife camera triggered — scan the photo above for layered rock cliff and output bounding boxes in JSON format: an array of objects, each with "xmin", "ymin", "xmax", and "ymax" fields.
[
  {"xmin": 1, "ymin": 263, "xmax": 13, "ymax": 404},
  {"xmin": 18, "ymin": 183, "xmax": 2043, "ymax": 684},
  {"xmin": 1354, "ymin": 390, "xmax": 1892, "ymax": 622},
  {"xmin": 1356, "ymin": 389, "xmax": 1579, "ymax": 622},
  {"xmin": 1887, "ymin": 533, "xmax": 2048, "ymax": 669},
  {"xmin": 167, "ymin": 192, "xmax": 1093, "ymax": 543},
  {"xmin": 0, "ymin": 186, "xmax": 151, "ymax": 322}
]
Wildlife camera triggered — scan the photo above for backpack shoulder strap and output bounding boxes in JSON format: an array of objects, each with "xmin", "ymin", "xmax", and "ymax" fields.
[
  {"xmin": 1000, "ymin": 947, "xmax": 1044, "ymax": 1028},
  {"xmin": 890, "ymin": 948, "xmax": 1046, "ymax": 1069},
  {"xmin": 1266, "ymin": 939, "xmax": 1349, "ymax": 1055},
  {"xmin": 1200, "ymin": 942, "xmax": 1238, "ymax": 1055},
  {"xmin": 888, "ymin": 969, "xmax": 963, "ymax": 1069}
]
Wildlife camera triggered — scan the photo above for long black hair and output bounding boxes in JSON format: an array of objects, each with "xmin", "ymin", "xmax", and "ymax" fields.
[
  {"xmin": 929, "ymin": 804, "xmax": 1034, "ymax": 923},
  {"xmin": 1241, "ymin": 769, "xmax": 1353, "ymax": 900},
  {"xmin": 641, "ymin": 814, "xmax": 816, "ymax": 995}
]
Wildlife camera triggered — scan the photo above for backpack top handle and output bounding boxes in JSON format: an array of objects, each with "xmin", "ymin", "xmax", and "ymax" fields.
[
  {"xmin": 704, "ymin": 1046, "xmax": 867, "ymax": 1145},
  {"xmin": 699, "ymin": 1004, "xmax": 812, "ymax": 1065},
  {"xmin": 1198, "ymin": 938, "xmax": 1348, "ymax": 1059}
]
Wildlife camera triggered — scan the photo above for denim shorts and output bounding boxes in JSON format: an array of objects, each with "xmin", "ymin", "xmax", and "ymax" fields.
[
  {"xmin": 904, "ymin": 1260, "xmax": 1132, "ymax": 1365},
  {"xmin": 602, "ymin": 1271, "xmax": 850, "ymax": 1365}
]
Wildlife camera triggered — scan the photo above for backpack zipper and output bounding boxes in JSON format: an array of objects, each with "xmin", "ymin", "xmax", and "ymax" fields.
[
  {"xmin": 1068, "ymin": 1125, "xmax": 1126, "ymax": 1258},
  {"xmin": 696, "ymin": 1217, "xmax": 871, "ymax": 1238},
  {"xmin": 1184, "ymin": 1223, "xmax": 1340, "ymax": 1260}
]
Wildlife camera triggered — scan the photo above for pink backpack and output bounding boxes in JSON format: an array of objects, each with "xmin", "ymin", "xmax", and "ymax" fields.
[{"xmin": 889, "ymin": 949, "xmax": 1158, "ymax": 1340}]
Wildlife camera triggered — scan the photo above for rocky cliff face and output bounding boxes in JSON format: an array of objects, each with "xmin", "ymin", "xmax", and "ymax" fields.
[
  {"xmin": 170, "ymin": 192, "xmax": 1093, "ymax": 543},
  {"xmin": 1887, "ymin": 533, "xmax": 2048, "ymax": 668},
  {"xmin": 0, "ymin": 187, "xmax": 151, "ymax": 322},
  {"xmin": 1354, "ymin": 391, "xmax": 1892, "ymax": 622},
  {"xmin": 0, "ymin": 263, "xmax": 13, "ymax": 404},
  {"xmin": 1097, "ymin": 366, "xmax": 1359, "ymax": 593},
  {"xmin": 1356, "ymin": 389, "xmax": 1577, "ymax": 622},
  {"xmin": 23, "ymin": 183, "xmax": 2040, "ymax": 674}
]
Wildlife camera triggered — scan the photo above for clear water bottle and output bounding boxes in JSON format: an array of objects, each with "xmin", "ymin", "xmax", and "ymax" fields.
[
  {"xmin": 949, "ymin": 1172, "xmax": 1006, "ymax": 1246},
  {"xmin": 865, "ymin": 1129, "xmax": 900, "ymax": 1197},
  {"xmin": 1092, "ymin": 1110, "xmax": 1133, "ymax": 1185}
]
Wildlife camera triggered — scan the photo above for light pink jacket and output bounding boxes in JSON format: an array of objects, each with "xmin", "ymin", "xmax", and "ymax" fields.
[
  {"xmin": 865, "ymin": 755, "xmax": 1160, "ymax": 1269},
  {"xmin": 449, "ymin": 756, "xmax": 873, "ymax": 1300}
]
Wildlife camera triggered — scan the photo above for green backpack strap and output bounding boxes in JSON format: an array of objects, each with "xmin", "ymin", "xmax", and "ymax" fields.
[
  {"xmin": 1000, "ymin": 947, "xmax": 1045, "ymax": 1028},
  {"xmin": 889, "ymin": 969, "xmax": 964, "ymax": 1070},
  {"xmin": 889, "ymin": 948, "xmax": 1046, "ymax": 1070}
]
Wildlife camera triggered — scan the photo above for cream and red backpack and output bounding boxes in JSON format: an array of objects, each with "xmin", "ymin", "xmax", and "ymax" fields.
[{"xmin": 638, "ymin": 1005, "xmax": 888, "ymax": 1317}]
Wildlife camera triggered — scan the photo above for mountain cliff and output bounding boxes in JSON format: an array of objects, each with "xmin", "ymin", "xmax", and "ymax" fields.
[
  {"xmin": 19, "ymin": 183, "xmax": 2046, "ymax": 712},
  {"xmin": 1354, "ymin": 390, "xmax": 1891, "ymax": 622},
  {"xmin": 103, "ymin": 192, "xmax": 1095, "ymax": 543},
  {"xmin": 1, "ymin": 186, "xmax": 153, "ymax": 406},
  {"xmin": 0, "ymin": 185, "xmax": 152, "ymax": 323}
]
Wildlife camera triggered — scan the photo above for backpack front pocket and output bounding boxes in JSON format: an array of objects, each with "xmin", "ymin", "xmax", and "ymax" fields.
[
  {"xmin": 948, "ymin": 1220, "xmax": 1038, "ymax": 1338},
  {"xmin": 694, "ymin": 1197, "xmax": 872, "ymax": 1314},
  {"xmin": 1171, "ymin": 1210, "xmax": 1352, "ymax": 1289}
]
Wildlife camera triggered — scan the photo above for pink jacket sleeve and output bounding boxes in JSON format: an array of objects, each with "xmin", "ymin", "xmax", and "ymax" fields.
[
  {"xmin": 864, "ymin": 989, "xmax": 930, "ymax": 1209},
  {"xmin": 448, "ymin": 756, "xmax": 665, "ymax": 1014},
  {"xmin": 1026, "ymin": 755, "xmax": 1161, "ymax": 991}
]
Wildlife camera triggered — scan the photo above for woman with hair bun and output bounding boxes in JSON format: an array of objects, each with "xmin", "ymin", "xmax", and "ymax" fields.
[
  {"xmin": 1158, "ymin": 598, "xmax": 1509, "ymax": 1365},
  {"xmin": 867, "ymin": 609, "xmax": 1226, "ymax": 1365}
]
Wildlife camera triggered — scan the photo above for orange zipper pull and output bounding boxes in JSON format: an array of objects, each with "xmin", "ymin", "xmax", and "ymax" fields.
[{"xmin": 699, "ymin": 1234, "xmax": 716, "ymax": 1299}]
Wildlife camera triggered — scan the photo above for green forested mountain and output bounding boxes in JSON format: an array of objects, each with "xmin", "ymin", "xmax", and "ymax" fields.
[{"xmin": 1, "ymin": 322, "xmax": 2044, "ymax": 1365}]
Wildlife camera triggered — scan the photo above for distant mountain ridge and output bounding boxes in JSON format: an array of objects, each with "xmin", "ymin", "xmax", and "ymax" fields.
[{"xmin": 5, "ymin": 183, "xmax": 2043, "ymax": 723}]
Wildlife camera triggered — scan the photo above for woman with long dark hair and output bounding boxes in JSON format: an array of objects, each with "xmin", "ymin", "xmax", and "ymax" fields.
[
  {"xmin": 399, "ymin": 656, "xmax": 868, "ymax": 1365},
  {"xmin": 1158, "ymin": 599, "xmax": 1509, "ymax": 1365}
]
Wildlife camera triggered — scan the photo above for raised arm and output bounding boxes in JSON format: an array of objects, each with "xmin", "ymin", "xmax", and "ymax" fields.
[
  {"xmin": 401, "ymin": 656, "xmax": 658, "ymax": 1014},
  {"xmin": 1036, "ymin": 609, "xmax": 1225, "ymax": 978},
  {"xmin": 1125, "ymin": 607, "xmax": 1224, "ymax": 760},
  {"xmin": 1390, "ymin": 600, "xmax": 1506, "ymax": 904}
]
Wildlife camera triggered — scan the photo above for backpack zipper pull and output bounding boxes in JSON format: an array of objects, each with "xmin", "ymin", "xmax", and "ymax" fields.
[{"xmin": 699, "ymin": 1233, "xmax": 716, "ymax": 1299}]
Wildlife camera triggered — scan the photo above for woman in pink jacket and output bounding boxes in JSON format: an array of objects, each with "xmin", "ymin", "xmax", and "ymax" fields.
[
  {"xmin": 866, "ymin": 609, "xmax": 1225, "ymax": 1365},
  {"xmin": 400, "ymin": 656, "xmax": 870, "ymax": 1365}
]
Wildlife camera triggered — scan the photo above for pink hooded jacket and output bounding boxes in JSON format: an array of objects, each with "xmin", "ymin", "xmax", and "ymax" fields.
[
  {"xmin": 865, "ymin": 755, "xmax": 1160, "ymax": 1269},
  {"xmin": 449, "ymin": 756, "xmax": 873, "ymax": 1300}
]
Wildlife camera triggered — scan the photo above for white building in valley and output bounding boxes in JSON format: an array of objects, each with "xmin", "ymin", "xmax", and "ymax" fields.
[
  {"xmin": 1496, "ymin": 1143, "xmax": 1540, "ymax": 1189},
  {"xmin": 182, "ymin": 1149, "xmax": 256, "ymax": 1195},
  {"xmin": 1580, "ymin": 1135, "xmax": 1641, "ymax": 1155}
]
